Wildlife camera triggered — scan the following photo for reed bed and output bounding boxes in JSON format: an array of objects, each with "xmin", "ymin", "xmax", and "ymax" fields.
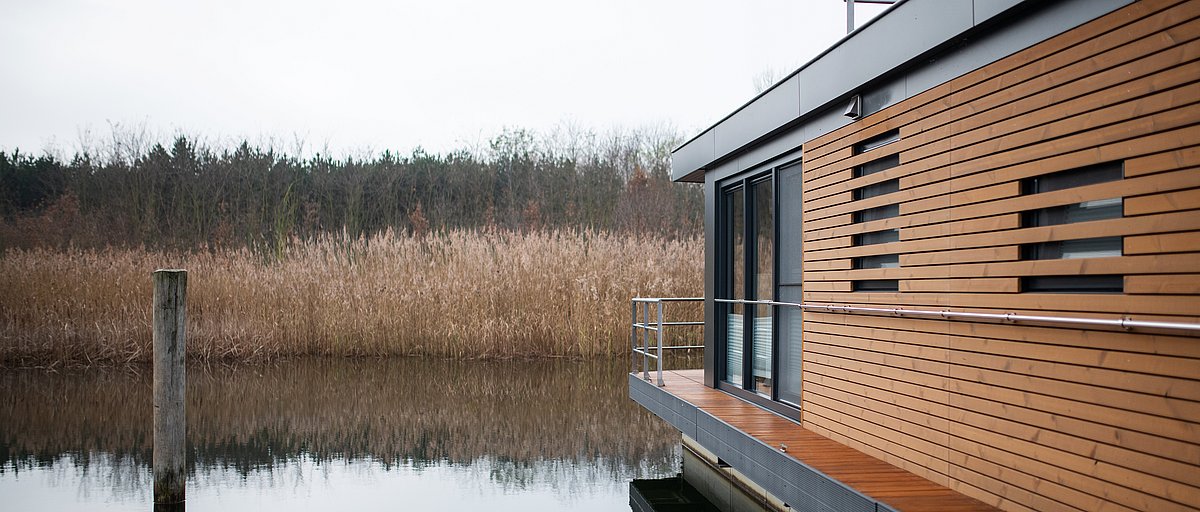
[{"xmin": 0, "ymin": 229, "xmax": 702, "ymax": 366}]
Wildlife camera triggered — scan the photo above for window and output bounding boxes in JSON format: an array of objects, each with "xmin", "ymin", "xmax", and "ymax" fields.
[
  {"xmin": 1023, "ymin": 198, "xmax": 1122, "ymax": 227},
  {"xmin": 1020, "ymin": 161, "xmax": 1125, "ymax": 293},
  {"xmin": 853, "ymin": 178, "xmax": 899, "ymax": 200},
  {"xmin": 855, "ymin": 154, "xmax": 900, "ymax": 178},
  {"xmin": 1022, "ymin": 275, "xmax": 1122, "ymax": 293},
  {"xmin": 850, "ymin": 132, "xmax": 904, "ymax": 292},
  {"xmin": 855, "ymin": 254, "xmax": 899, "ymax": 269},
  {"xmin": 1022, "ymin": 160, "xmax": 1122, "ymax": 228},
  {"xmin": 1023, "ymin": 237, "xmax": 1122, "ymax": 260},
  {"xmin": 853, "ymin": 279, "xmax": 899, "ymax": 292},
  {"xmin": 855, "ymin": 129, "xmax": 900, "ymax": 153},
  {"xmin": 854, "ymin": 229, "xmax": 900, "ymax": 246},
  {"xmin": 1022, "ymin": 161, "xmax": 1123, "ymax": 194},
  {"xmin": 854, "ymin": 204, "xmax": 899, "ymax": 223},
  {"xmin": 720, "ymin": 175, "xmax": 774, "ymax": 397}
]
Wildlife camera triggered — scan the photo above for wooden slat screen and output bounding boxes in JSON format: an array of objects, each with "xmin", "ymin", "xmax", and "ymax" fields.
[{"xmin": 797, "ymin": 1, "xmax": 1200, "ymax": 510}]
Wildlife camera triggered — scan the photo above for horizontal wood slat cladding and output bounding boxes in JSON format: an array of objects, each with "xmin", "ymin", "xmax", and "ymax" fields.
[{"xmin": 796, "ymin": 2, "xmax": 1200, "ymax": 511}]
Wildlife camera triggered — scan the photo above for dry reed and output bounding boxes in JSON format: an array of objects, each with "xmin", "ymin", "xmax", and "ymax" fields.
[{"xmin": 0, "ymin": 229, "xmax": 702, "ymax": 366}]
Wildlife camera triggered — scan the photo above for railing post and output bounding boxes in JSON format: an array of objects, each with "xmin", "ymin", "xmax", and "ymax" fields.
[
  {"xmin": 630, "ymin": 299, "xmax": 638, "ymax": 375},
  {"xmin": 153, "ymin": 269, "xmax": 187, "ymax": 506},
  {"xmin": 642, "ymin": 302, "xmax": 651, "ymax": 381},
  {"xmin": 656, "ymin": 300, "xmax": 665, "ymax": 387}
]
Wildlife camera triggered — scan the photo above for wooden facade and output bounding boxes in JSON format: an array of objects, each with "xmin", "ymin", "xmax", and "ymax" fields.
[{"xmin": 798, "ymin": 1, "xmax": 1200, "ymax": 511}]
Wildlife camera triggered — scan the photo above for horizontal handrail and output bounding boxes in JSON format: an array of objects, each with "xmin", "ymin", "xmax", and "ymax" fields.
[
  {"xmin": 632, "ymin": 297, "xmax": 705, "ymax": 303},
  {"xmin": 633, "ymin": 321, "xmax": 704, "ymax": 327},
  {"xmin": 713, "ymin": 298, "xmax": 1200, "ymax": 334},
  {"xmin": 633, "ymin": 349, "xmax": 659, "ymax": 360}
]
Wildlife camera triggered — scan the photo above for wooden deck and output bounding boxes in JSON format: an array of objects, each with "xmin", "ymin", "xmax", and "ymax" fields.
[{"xmin": 646, "ymin": 369, "xmax": 999, "ymax": 512}]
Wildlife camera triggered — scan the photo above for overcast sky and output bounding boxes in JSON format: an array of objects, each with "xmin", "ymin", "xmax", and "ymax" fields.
[{"xmin": 1, "ymin": 0, "xmax": 889, "ymax": 157}]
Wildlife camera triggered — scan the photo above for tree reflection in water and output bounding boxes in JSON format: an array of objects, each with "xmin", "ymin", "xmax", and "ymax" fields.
[{"xmin": 0, "ymin": 357, "xmax": 682, "ymax": 510}]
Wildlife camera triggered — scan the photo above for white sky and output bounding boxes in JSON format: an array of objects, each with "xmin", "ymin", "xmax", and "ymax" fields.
[{"xmin": 0, "ymin": 0, "xmax": 889, "ymax": 157}]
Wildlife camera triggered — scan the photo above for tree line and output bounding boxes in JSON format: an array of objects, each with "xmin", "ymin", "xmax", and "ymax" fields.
[{"xmin": 0, "ymin": 126, "xmax": 702, "ymax": 251}]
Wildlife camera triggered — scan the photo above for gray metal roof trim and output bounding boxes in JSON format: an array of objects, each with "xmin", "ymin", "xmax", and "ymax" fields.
[
  {"xmin": 668, "ymin": 0, "xmax": 1050, "ymax": 183},
  {"xmin": 670, "ymin": 0, "xmax": 911, "ymax": 155}
]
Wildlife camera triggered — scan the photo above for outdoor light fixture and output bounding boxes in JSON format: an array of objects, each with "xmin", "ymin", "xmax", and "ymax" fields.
[{"xmin": 844, "ymin": 95, "xmax": 863, "ymax": 119}]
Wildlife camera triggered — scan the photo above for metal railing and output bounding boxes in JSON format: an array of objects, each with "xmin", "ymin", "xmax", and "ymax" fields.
[
  {"xmin": 631, "ymin": 297, "xmax": 704, "ymax": 386},
  {"xmin": 629, "ymin": 295, "xmax": 1200, "ymax": 387},
  {"xmin": 713, "ymin": 298, "xmax": 1200, "ymax": 334}
]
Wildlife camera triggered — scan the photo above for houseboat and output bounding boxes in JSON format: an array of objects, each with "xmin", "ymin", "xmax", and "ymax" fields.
[{"xmin": 629, "ymin": 0, "xmax": 1200, "ymax": 510}]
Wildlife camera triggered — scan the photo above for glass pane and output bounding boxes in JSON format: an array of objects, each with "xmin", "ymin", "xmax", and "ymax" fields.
[
  {"xmin": 1024, "ymin": 237, "xmax": 1122, "ymax": 260},
  {"xmin": 752, "ymin": 178, "xmax": 774, "ymax": 397},
  {"xmin": 726, "ymin": 305, "xmax": 743, "ymax": 386},
  {"xmin": 754, "ymin": 179, "xmax": 773, "ymax": 300},
  {"xmin": 854, "ymin": 203, "xmax": 899, "ymax": 223},
  {"xmin": 1026, "ymin": 198, "xmax": 1122, "ymax": 227},
  {"xmin": 779, "ymin": 163, "xmax": 803, "ymax": 285},
  {"xmin": 855, "ymin": 254, "xmax": 899, "ymax": 269},
  {"xmin": 853, "ymin": 279, "xmax": 899, "ymax": 292},
  {"xmin": 729, "ymin": 189, "xmax": 744, "ymax": 300},
  {"xmin": 1025, "ymin": 161, "xmax": 1123, "ymax": 194},
  {"xmin": 855, "ymin": 153, "xmax": 900, "ymax": 177},
  {"xmin": 778, "ymin": 286, "xmax": 803, "ymax": 406},
  {"xmin": 854, "ymin": 229, "xmax": 900, "ymax": 245},
  {"xmin": 1022, "ymin": 275, "xmax": 1123, "ymax": 293},
  {"xmin": 724, "ymin": 187, "xmax": 744, "ymax": 386},
  {"xmin": 853, "ymin": 178, "xmax": 899, "ymax": 200},
  {"xmin": 855, "ymin": 129, "xmax": 900, "ymax": 153},
  {"xmin": 1059, "ymin": 237, "xmax": 1122, "ymax": 259},
  {"xmin": 753, "ymin": 304, "xmax": 772, "ymax": 398}
]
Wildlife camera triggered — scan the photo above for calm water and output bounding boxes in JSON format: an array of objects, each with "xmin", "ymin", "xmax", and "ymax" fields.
[{"xmin": 0, "ymin": 358, "xmax": 682, "ymax": 511}]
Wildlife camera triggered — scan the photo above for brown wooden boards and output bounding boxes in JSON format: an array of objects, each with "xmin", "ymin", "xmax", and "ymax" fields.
[{"xmin": 794, "ymin": 1, "xmax": 1200, "ymax": 511}]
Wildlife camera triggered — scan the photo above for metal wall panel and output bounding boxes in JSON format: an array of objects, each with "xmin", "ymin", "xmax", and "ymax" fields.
[
  {"xmin": 672, "ymin": 129, "xmax": 715, "ymax": 181},
  {"xmin": 973, "ymin": 0, "xmax": 1028, "ymax": 23},
  {"xmin": 905, "ymin": 0, "xmax": 1134, "ymax": 93},
  {"xmin": 861, "ymin": 75, "xmax": 907, "ymax": 117},
  {"xmin": 798, "ymin": 0, "xmax": 973, "ymax": 115},
  {"xmin": 714, "ymin": 75, "xmax": 801, "ymax": 160},
  {"xmin": 707, "ymin": 155, "xmax": 745, "ymax": 185},
  {"xmin": 732, "ymin": 133, "xmax": 805, "ymax": 183},
  {"xmin": 671, "ymin": 0, "xmax": 1132, "ymax": 181}
]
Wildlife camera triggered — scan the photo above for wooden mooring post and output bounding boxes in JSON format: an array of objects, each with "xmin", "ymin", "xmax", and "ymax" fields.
[{"xmin": 153, "ymin": 269, "xmax": 187, "ymax": 506}]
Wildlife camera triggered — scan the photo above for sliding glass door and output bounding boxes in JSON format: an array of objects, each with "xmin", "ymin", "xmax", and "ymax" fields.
[
  {"xmin": 721, "ymin": 174, "xmax": 774, "ymax": 397},
  {"xmin": 719, "ymin": 161, "xmax": 802, "ymax": 414}
]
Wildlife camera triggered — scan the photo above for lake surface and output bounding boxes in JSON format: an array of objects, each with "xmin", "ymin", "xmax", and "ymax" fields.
[{"xmin": 0, "ymin": 358, "xmax": 682, "ymax": 511}]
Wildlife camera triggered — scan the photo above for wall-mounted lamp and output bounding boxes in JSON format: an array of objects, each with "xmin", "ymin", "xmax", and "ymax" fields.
[{"xmin": 844, "ymin": 95, "xmax": 863, "ymax": 119}]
